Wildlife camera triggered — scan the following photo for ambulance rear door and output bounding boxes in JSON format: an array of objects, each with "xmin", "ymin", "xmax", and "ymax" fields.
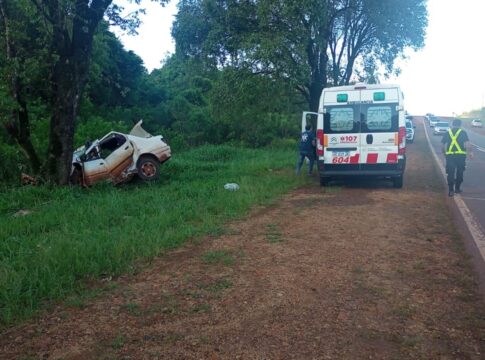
[
  {"xmin": 359, "ymin": 89, "xmax": 400, "ymax": 169},
  {"xmin": 322, "ymin": 90, "xmax": 362, "ymax": 171}
]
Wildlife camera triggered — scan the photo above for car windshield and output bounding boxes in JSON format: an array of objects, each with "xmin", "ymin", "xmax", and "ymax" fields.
[
  {"xmin": 437, "ymin": 122, "xmax": 449, "ymax": 127},
  {"xmin": 474, "ymin": 119, "xmax": 481, "ymax": 123},
  {"xmin": 405, "ymin": 122, "xmax": 412, "ymax": 128}
]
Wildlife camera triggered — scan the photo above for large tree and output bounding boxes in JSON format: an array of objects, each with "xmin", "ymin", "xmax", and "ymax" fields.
[
  {"xmin": 173, "ymin": 0, "xmax": 428, "ymax": 112},
  {"xmin": 328, "ymin": 0, "xmax": 427, "ymax": 86},
  {"xmin": 0, "ymin": 0, "xmax": 168, "ymax": 184}
]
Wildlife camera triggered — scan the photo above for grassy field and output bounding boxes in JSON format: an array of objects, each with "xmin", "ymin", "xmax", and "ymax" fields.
[{"xmin": 0, "ymin": 144, "xmax": 308, "ymax": 326}]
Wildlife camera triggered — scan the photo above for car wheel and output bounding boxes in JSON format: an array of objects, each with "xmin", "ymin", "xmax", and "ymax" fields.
[
  {"xmin": 392, "ymin": 176, "xmax": 403, "ymax": 189},
  {"xmin": 137, "ymin": 156, "xmax": 160, "ymax": 181}
]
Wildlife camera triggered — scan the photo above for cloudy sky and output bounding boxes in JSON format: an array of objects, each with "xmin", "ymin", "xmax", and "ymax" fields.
[{"xmin": 115, "ymin": 0, "xmax": 485, "ymax": 116}]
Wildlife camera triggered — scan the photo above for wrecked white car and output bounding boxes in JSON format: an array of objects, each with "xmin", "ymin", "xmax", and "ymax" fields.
[{"xmin": 71, "ymin": 121, "xmax": 171, "ymax": 186}]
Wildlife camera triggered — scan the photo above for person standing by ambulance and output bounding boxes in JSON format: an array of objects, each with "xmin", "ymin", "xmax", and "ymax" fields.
[
  {"xmin": 441, "ymin": 118, "xmax": 474, "ymax": 196},
  {"xmin": 296, "ymin": 124, "xmax": 316, "ymax": 175}
]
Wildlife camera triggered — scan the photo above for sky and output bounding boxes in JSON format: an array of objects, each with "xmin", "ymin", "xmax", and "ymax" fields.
[{"xmin": 115, "ymin": 0, "xmax": 485, "ymax": 116}]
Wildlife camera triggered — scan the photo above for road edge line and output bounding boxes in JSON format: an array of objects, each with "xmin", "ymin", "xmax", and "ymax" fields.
[{"xmin": 423, "ymin": 121, "xmax": 485, "ymax": 263}]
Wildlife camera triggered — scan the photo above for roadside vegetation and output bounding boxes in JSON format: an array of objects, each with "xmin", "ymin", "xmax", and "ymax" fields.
[
  {"xmin": 0, "ymin": 143, "xmax": 309, "ymax": 325},
  {"xmin": 0, "ymin": 0, "xmax": 429, "ymax": 328},
  {"xmin": 1, "ymin": 0, "xmax": 428, "ymax": 184}
]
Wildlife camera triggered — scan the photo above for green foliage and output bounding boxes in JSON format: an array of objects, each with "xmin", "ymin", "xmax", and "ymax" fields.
[
  {"xmin": 172, "ymin": 0, "xmax": 428, "ymax": 110},
  {"xmin": 88, "ymin": 22, "xmax": 147, "ymax": 108},
  {"xmin": 136, "ymin": 56, "xmax": 217, "ymax": 146},
  {"xmin": 0, "ymin": 144, "xmax": 307, "ymax": 325},
  {"xmin": 74, "ymin": 116, "xmax": 130, "ymax": 148},
  {"xmin": 210, "ymin": 68, "xmax": 301, "ymax": 146},
  {"xmin": 0, "ymin": 139, "xmax": 23, "ymax": 185},
  {"xmin": 1, "ymin": 2, "xmax": 304, "ymax": 180}
]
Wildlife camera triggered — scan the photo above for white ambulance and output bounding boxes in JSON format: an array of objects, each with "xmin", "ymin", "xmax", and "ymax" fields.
[{"xmin": 302, "ymin": 83, "xmax": 406, "ymax": 188}]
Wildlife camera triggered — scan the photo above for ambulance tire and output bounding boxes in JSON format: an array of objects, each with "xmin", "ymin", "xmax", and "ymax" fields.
[
  {"xmin": 392, "ymin": 176, "xmax": 403, "ymax": 189},
  {"xmin": 319, "ymin": 177, "xmax": 329, "ymax": 187}
]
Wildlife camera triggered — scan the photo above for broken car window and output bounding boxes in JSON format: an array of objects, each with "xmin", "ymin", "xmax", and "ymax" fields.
[{"xmin": 99, "ymin": 134, "xmax": 127, "ymax": 159}]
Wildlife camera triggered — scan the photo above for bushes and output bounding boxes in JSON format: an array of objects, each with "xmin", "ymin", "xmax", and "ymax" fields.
[
  {"xmin": 209, "ymin": 68, "xmax": 302, "ymax": 147},
  {"xmin": 0, "ymin": 142, "xmax": 23, "ymax": 185}
]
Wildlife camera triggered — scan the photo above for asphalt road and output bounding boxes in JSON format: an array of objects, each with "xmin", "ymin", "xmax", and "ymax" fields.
[{"xmin": 424, "ymin": 119, "xmax": 485, "ymax": 237}]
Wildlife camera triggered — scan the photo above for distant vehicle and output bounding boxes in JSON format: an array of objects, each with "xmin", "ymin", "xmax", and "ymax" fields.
[
  {"xmin": 71, "ymin": 121, "xmax": 171, "ymax": 186},
  {"xmin": 405, "ymin": 121, "xmax": 415, "ymax": 143},
  {"xmin": 429, "ymin": 116, "xmax": 439, "ymax": 127},
  {"xmin": 471, "ymin": 119, "xmax": 483, "ymax": 127},
  {"xmin": 301, "ymin": 83, "xmax": 406, "ymax": 188},
  {"xmin": 433, "ymin": 121, "xmax": 450, "ymax": 135}
]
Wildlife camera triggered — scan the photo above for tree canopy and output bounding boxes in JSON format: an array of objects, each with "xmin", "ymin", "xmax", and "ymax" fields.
[{"xmin": 173, "ymin": 0, "xmax": 428, "ymax": 111}]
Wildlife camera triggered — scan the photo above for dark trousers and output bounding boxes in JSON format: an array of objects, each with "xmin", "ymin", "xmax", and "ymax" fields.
[
  {"xmin": 445, "ymin": 155, "xmax": 466, "ymax": 191},
  {"xmin": 296, "ymin": 152, "xmax": 315, "ymax": 175}
]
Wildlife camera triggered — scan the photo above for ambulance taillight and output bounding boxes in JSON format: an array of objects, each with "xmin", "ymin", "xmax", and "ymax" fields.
[
  {"xmin": 316, "ymin": 129, "xmax": 324, "ymax": 157},
  {"xmin": 398, "ymin": 126, "xmax": 406, "ymax": 155}
]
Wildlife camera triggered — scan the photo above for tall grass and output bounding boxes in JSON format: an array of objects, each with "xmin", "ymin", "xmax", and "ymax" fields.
[{"xmin": 0, "ymin": 144, "xmax": 306, "ymax": 325}]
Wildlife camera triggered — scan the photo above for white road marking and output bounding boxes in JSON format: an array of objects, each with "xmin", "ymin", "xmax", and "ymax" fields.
[
  {"xmin": 472, "ymin": 143, "xmax": 485, "ymax": 153},
  {"xmin": 423, "ymin": 123, "xmax": 485, "ymax": 262}
]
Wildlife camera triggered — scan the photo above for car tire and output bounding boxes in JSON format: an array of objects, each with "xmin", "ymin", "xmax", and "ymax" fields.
[
  {"xmin": 137, "ymin": 156, "xmax": 160, "ymax": 181},
  {"xmin": 320, "ymin": 177, "xmax": 329, "ymax": 187},
  {"xmin": 392, "ymin": 176, "xmax": 403, "ymax": 189}
]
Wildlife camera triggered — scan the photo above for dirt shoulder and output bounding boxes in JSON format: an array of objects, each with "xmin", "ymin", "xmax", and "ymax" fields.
[{"xmin": 2, "ymin": 121, "xmax": 485, "ymax": 359}]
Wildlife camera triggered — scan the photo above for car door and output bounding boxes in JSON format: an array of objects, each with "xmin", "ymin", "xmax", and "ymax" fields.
[
  {"xmin": 100, "ymin": 134, "xmax": 134, "ymax": 178},
  {"xmin": 82, "ymin": 147, "xmax": 109, "ymax": 186}
]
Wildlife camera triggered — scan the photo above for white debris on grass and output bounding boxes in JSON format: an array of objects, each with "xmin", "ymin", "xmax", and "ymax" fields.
[{"xmin": 224, "ymin": 183, "xmax": 240, "ymax": 191}]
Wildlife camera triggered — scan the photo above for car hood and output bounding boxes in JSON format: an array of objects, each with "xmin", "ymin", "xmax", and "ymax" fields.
[{"xmin": 72, "ymin": 140, "xmax": 100, "ymax": 163}]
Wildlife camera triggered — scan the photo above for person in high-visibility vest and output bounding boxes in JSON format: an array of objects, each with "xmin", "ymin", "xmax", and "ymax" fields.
[{"xmin": 441, "ymin": 118, "xmax": 474, "ymax": 196}]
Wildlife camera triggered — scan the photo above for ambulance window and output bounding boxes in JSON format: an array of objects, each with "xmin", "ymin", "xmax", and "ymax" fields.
[
  {"xmin": 328, "ymin": 107, "xmax": 355, "ymax": 132},
  {"xmin": 365, "ymin": 106, "xmax": 394, "ymax": 131}
]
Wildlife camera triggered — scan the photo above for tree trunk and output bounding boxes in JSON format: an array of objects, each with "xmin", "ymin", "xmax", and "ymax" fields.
[
  {"xmin": 46, "ymin": 51, "xmax": 91, "ymax": 184},
  {"xmin": 308, "ymin": 81, "xmax": 323, "ymax": 113},
  {"xmin": 45, "ymin": 0, "xmax": 108, "ymax": 184},
  {"xmin": 307, "ymin": 48, "xmax": 328, "ymax": 112}
]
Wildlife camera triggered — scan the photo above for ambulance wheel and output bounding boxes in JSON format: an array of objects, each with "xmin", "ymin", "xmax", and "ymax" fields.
[
  {"xmin": 320, "ymin": 177, "xmax": 329, "ymax": 186},
  {"xmin": 392, "ymin": 176, "xmax": 403, "ymax": 189}
]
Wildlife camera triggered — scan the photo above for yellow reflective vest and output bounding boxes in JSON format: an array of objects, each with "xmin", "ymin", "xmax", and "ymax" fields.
[{"xmin": 446, "ymin": 129, "xmax": 467, "ymax": 155}]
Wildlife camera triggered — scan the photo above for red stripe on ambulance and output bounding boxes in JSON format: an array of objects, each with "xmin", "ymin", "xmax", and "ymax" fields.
[
  {"xmin": 366, "ymin": 153, "xmax": 378, "ymax": 164},
  {"xmin": 386, "ymin": 153, "xmax": 398, "ymax": 163},
  {"xmin": 349, "ymin": 154, "xmax": 360, "ymax": 164}
]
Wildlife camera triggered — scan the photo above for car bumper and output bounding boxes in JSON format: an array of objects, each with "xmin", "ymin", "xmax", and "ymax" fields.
[{"xmin": 317, "ymin": 159, "xmax": 406, "ymax": 177}]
